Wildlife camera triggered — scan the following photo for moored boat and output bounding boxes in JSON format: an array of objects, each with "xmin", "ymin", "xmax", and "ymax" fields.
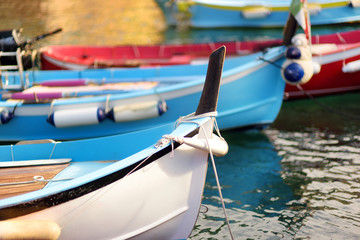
[
  {"xmin": 37, "ymin": 29, "xmax": 360, "ymax": 100},
  {"xmin": 155, "ymin": 0, "xmax": 360, "ymax": 28},
  {"xmin": 39, "ymin": 39, "xmax": 282, "ymax": 70},
  {"xmin": 0, "ymin": 28, "xmax": 61, "ymax": 70},
  {"xmin": 0, "ymin": 45, "xmax": 286, "ymax": 141},
  {"xmin": 284, "ymin": 33, "xmax": 360, "ymax": 99},
  {"xmin": 0, "ymin": 46, "xmax": 229, "ymax": 240}
]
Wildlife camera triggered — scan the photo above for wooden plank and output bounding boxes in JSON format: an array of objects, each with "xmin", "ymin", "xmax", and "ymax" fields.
[{"xmin": 0, "ymin": 164, "xmax": 70, "ymax": 200}]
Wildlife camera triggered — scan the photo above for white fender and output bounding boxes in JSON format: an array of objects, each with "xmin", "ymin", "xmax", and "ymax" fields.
[
  {"xmin": 291, "ymin": 33, "xmax": 308, "ymax": 47},
  {"xmin": 342, "ymin": 59, "xmax": 360, "ymax": 73},
  {"xmin": 0, "ymin": 220, "xmax": 61, "ymax": 240},
  {"xmin": 281, "ymin": 59, "xmax": 315, "ymax": 85},
  {"xmin": 175, "ymin": 134, "xmax": 229, "ymax": 157},
  {"xmin": 308, "ymin": 3, "xmax": 321, "ymax": 15},
  {"xmin": 313, "ymin": 62, "xmax": 321, "ymax": 74},
  {"xmin": 109, "ymin": 100, "xmax": 167, "ymax": 122},
  {"xmin": 47, "ymin": 107, "xmax": 106, "ymax": 128},
  {"xmin": 350, "ymin": 0, "xmax": 360, "ymax": 7},
  {"xmin": 242, "ymin": 7, "xmax": 271, "ymax": 19},
  {"xmin": 0, "ymin": 107, "xmax": 13, "ymax": 124}
]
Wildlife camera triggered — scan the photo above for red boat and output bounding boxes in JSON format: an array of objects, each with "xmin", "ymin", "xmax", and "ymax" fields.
[
  {"xmin": 39, "ymin": 39, "xmax": 282, "ymax": 70},
  {"xmin": 39, "ymin": 30, "xmax": 360, "ymax": 99},
  {"xmin": 284, "ymin": 31, "xmax": 360, "ymax": 99}
]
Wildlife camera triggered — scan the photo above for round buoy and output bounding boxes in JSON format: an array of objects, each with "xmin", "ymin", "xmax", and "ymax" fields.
[
  {"xmin": 285, "ymin": 45, "xmax": 312, "ymax": 60},
  {"xmin": 281, "ymin": 60, "xmax": 314, "ymax": 85}
]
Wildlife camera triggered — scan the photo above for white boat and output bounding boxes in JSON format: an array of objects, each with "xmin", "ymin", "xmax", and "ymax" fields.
[{"xmin": 0, "ymin": 46, "xmax": 228, "ymax": 240}]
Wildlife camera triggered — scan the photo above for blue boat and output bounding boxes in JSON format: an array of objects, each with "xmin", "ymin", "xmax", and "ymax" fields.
[
  {"xmin": 155, "ymin": 0, "xmax": 360, "ymax": 28},
  {"xmin": 0, "ymin": 45, "xmax": 286, "ymax": 141},
  {"xmin": 0, "ymin": 47, "xmax": 230, "ymax": 239}
]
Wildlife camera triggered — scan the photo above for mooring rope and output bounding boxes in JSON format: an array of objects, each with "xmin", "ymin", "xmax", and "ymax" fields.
[
  {"xmin": 47, "ymin": 112, "xmax": 233, "ymax": 238},
  {"xmin": 296, "ymin": 84, "xmax": 360, "ymax": 120},
  {"xmin": 174, "ymin": 111, "xmax": 235, "ymax": 240}
]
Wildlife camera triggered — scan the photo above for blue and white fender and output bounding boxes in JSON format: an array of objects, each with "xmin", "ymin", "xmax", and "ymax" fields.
[
  {"xmin": 281, "ymin": 59, "xmax": 315, "ymax": 85},
  {"xmin": 281, "ymin": 34, "xmax": 320, "ymax": 85},
  {"xmin": 285, "ymin": 45, "xmax": 312, "ymax": 61},
  {"xmin": 108, "ymin": 100, "xmax": 167, "ymax": 122},
  {"xmin": 0, "ymin": 108, "xmax": 13, "ymax": 124},
  {"xmin": 47, "ymin": 107, "xmax": 106, "ymax": 128}
]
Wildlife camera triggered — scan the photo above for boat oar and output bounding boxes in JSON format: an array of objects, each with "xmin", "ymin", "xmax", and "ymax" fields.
[{"xmin": 19, "ymin": 28, "xmax": 62, "ymax": 47}]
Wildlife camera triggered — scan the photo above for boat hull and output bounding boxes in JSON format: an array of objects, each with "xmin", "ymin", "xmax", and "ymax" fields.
[
  {"xmin": 285, "ymin": 43, "xmax": 360, "ymax": 99},
  {"xmin": 6, "ymin": 143, "xmax": 208, "ymax": 239},
  {"xmin": 0, "ymin": 46, "xmax": 226, "ymax": 239},
  {"xmin": 158, "ymin": 0, "xmax": 360, "ymax": 28},
  {"xmin": 0, "ymin": 116, "xmax": 216, "ymax": 239},
  {"xmin": 39, "ymin": 40, "xmax": 282, "ymax": 71},
  {"xmin": 0, "ymin": 47, "xmax": 286, "ymax": 141}
]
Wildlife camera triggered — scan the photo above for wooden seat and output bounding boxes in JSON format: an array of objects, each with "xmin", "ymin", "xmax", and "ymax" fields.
[{"xmin": 0, "ymin": 163, "xmax": 70, "ymax": 200}]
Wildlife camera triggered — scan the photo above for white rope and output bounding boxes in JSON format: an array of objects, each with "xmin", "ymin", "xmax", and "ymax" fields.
[
  {"xmin": 105, "ymin": 94, "xmax": 111, "ymax": 113},
  {"xmin": 33, "ymin": 175, "xmax": 73, "ymax": 182},
  {"xmin": 176, "ymin": 111, "xmax": 217, "ymax": 126},
  {"xmin": 57, "ymin": 112, "xmax": 233, "ymax": 239},
  {"xmin": 49, "ymin": 142, "xmax": 58, "ymax": 159},
  {"xmin": 176, "ymin": 111, "xmax": 226, "ymax": 142},
  {"xmin": 174, "ymin": 112, "xmax": 234, "ymax": 240},
  {"xmin": 10, "ymin": 144, "xmax": 14, "ymax": 162}
]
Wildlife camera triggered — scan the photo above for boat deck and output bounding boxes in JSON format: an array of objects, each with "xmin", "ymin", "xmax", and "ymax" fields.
[
  {"xmin": 0, "ymin": 164, "xmax": 70, "ymax": 200},
  {"xmin": 0, "ymin": 160, "xmax": 117, "ymax": 200}
]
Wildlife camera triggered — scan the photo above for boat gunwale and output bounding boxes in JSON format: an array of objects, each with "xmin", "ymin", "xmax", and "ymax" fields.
[
  {"xmin": 0, "ymin": 119, "xmax": 206, "ymax": 220},
  {"xmin": 1, "ymin": 47, "xmax": 285, "ymax": 112}
]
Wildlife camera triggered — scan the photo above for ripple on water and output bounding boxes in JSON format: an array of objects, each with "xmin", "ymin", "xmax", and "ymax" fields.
[{"xmin": 266, "ymin": 129, "xmax": 360, "ymax": 239}]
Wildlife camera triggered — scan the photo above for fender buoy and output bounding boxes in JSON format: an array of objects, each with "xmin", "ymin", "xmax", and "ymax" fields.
[
  {"xmin": 108, "ymin": 100, "xmax": 167, "ymax": 122},
  {"xmin": 285, "ymin": 46, "xmax": 312, "ymax": 60},
  {"xmin": 281, "ymin": 59, "xmax": 314, "ymax": 85},
  {"xmin": 0, "ymin": 108, "xmax": 13, "ymax": 124},
  {"xmin": 342, "ymin": 59, "xmax": 360, "ymax": 73},
  {"xmin": 47, "ymin": 107, "xmax": 106, "ymax": 128},
  {"xmin": 175, "ymin": 134, "xmax": 229, "ymax": 157},
  {"xmin": 242, "ymin": 7, "xmax": 271, "ymax": 19},
  {"xmin": 0, "ymin": 220, "xmax": 61, "ymax": 240},
  {"xmin": 291, "ymin": 33, "xmax": 308, "ymax": 47},
  {"xmin": 350, "ymin": 0, "xmax": 360, "ymax": 7},
  {"xmin": 282, "ymin": 33, "xmax": 316, "ymax": 85}
]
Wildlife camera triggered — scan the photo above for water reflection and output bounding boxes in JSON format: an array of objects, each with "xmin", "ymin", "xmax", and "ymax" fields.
[
  {"xmin": 266, "ymin": 128, "xmax": 360, "ymax": 239},
  {"xmin": 190, "ymin": 130, "xmax": 302, "ymax": 239},
  {"xmin": 0, "ymin": 0, "xmax": 166, "ymax": 47},
  {"xmin": 192, "ymin": 93, "xmax": 360, "ymax": 239},
  {"xmin": 265, "ymin": 93, "xmax": 360, "ymax": 239},
  {"xmin": 2, "ymin": 0, "xmax": 360, "ymax": 49}
]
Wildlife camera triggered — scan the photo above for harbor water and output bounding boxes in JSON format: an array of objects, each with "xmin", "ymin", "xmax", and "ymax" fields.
[{"xmin": 1, "ymin": 0, "xmax": 360, "ymax": 239}]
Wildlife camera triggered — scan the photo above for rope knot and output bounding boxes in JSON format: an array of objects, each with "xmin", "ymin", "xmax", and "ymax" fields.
[{"xmin": 155, "ymin": 134, "xmax": 176, "ymax": 158}]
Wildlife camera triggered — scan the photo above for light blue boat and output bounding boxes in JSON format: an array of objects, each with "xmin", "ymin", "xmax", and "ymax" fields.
[
  {"xmin": 0, "ymin": 47, "xmax": 230, "ymax": 239},
  {"xmin": 155, "ymin": 0, "xmax": 360, "ymax": 28},
  {"xmin": 0, "ymin": 46, "xmax": 286, "ymax": 141}
]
